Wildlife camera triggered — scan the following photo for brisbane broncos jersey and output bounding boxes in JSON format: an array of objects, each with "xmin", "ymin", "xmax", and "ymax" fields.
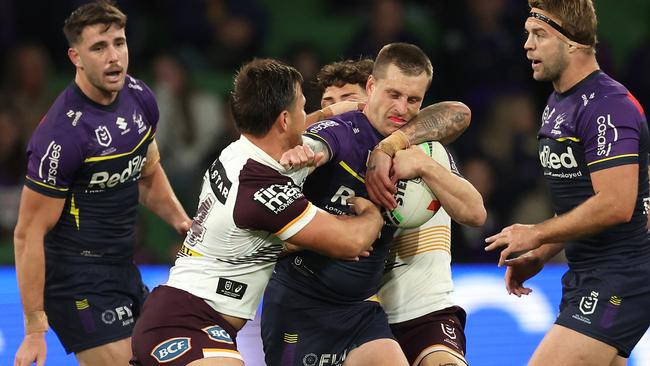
[
  {"xmin": 271, "ymin": 110, "xmax": 396, "ymax": 303},
  {"xmin": 538, "ymin": 71, "xmax": 650, "ymax": 269},
  {"xmin": 25, "ymin": 77, "xmax": 158, "ymax": 263},
  {"xmin": 379, "ymin": 146, "xmax": 462, "ymax": 324},
  {"xmin": 166, "ymin": 136, "xmax": 318, "ymax": 320}
]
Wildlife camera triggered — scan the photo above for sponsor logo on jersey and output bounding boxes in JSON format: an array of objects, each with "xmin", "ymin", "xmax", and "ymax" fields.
[
  {"xmin": 539, "ymin": 145, "xmax": 578, "ymax": 170},
  {"xmin": 127, "ymin": 75, "xmax": 143, "ymax": 91},
  {"xmin": 596, "ymin": 114, "xmax": 618, "ymax": 157},
  {"xmin": 39, "ymin": 141, "xmax": 62, "ymax": 186},
  {"xmin": 186, "ymin": 195, "xmax": 215, "ymax": 246},
  {"xmin": 301, "ymin": 350, "xmax": 347, "ymax": 366},
  {"xmin": 115, "ymin": 116, "xmax": 130, "ymax": 135},
  {"xmin": 66, "ymin": 110, "xmax": 82, "ymax": 126},
  {"xmin": 307, "ymin": 120, "xmax": 339, "ymax": 134},
  {"xmin": 100, "ymin": 304, "xmax": 134, "ymax": 326},
  {"xmin": 253, "ymin": 182, "xmax": 303, "ymax": 214},
  {"xmin": 582, "ymin": 92, "xmax": 595, "ymax": 106},
  {"xmin": 88, "ymin": 155, "xmax": 147, "ymax": 189},
  {"xmin": 209, "ymin": 159, "xmax": 232, "ymax": 204},
  {"xmin": 95, "ymin": 125, "xmax": 112, "ymax": 147},
  {"xmin": 202, "ymin": 325, "xmax": 234, "ymax": 344},
  {"xmin": 216, "ymin": 278, "xmax": 248, "ymax": 300},
  {"xmin": 132, "ymin": 110, "xmax": 147, "ymax": 134},
  {"xmin": 151, "ymin": 337, "xmax": 192, "ymax": 363},
  {"xmin": 330, "ymin": 185, "xmax": 355, "ymax": 206}
]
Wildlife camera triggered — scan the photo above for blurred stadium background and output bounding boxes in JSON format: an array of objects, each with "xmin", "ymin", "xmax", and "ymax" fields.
[{"xmin": 0, "ymin": 0, "xmax": 649, "ymax": 365}]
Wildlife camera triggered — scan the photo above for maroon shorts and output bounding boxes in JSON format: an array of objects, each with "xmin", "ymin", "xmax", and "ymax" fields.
[
  {"xmin": 390, "ymin": 306, "xmax": 467, "ymax": 365},
  {"xmin": 130, "ymin": 286, "xmax": 242, "ymax": 365}
]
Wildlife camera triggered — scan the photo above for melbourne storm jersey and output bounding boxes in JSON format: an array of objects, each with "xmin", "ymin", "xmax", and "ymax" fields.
[
  {"xmin": 166, "ymin": 136, "xmax": 318, "ymax": 320},
  {"xmin": 538, "ymin": 71, "xmax": 650, "ymax": 268},
  {"xmin": 25, "ymin": 77, "xmax": 158, "ymax": 263},
  {"xmin": 271, "ymin": 111, "xmax": 396, "ymax": 303}
]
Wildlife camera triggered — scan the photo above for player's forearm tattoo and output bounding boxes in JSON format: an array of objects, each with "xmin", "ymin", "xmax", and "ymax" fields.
[{"xmin": 400, "ymin": 101, "xmax": 471, "ymax": 145}]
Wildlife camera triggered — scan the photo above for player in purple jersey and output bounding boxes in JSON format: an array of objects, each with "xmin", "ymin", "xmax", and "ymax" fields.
[
  {"xmin": 485, "ymin": 1, "xmax": 650, "ymax": 365},
  {"xmin": 261, "ymin": 44, "xmax": 473, "ymax": 366},
  {"xmin": 313, "ymin": 59, "xmax": 485, "ymax": 366},
  {"xmin": 13, "ymin": 2, "xmax": 191, "ymax": 366}
]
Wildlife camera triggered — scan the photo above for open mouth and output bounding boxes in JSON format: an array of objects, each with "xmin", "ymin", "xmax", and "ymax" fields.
[
  {"xmin": 105, "ymin": 69, "xmax": 123, "ymax": 81},
  {"xmin": 530, "ymin": 59, "xmax": 542, "ymax": 69}
]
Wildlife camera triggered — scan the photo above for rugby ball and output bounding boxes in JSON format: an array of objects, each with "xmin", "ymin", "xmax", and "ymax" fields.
[{"xmin": 384, "ymin": 141, "xmax": 450, "ymax": 228}]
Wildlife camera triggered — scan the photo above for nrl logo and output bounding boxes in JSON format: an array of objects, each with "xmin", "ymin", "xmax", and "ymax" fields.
[
  {"xmin": 94, "ymin": 125, "xmax": 112, "ymax": 147},
  {"xmin": 441, "ymin": 323, "xmax": 457, "ymax": 340},
  {"xmin": 579, "ymin": 291, "xmax": 599, "ymax": 315}
]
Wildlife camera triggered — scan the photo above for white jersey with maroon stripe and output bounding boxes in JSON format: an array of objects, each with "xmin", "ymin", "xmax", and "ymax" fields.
[
  {"xmin": 166, "ymin": 135, "xmax": 318, "ymax": 320},
  {"xmin": 379, "ymin": 147, "xmax": 458, "ymax": 324},
  {"xmin": 379, "ymin": 208, "xmax": 454, "ymax": 324}
]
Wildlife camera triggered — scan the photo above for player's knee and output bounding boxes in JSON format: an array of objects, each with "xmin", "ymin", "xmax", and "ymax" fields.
[{"xmin": 419, "ymin": 350, "xmax": 467, "ymax": 366}]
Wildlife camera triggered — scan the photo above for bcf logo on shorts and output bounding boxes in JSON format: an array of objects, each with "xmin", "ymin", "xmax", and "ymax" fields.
[
  {"xmin": 579, "ymin": 291, "xmax": 599, "ymax": 315},
  {"xmin": 203, "ymin": 325, "xmax": 234, "ymax": 344},
  {"xmin": 151, "ymin": 337, "xmax": 192, "ymax": 363}
]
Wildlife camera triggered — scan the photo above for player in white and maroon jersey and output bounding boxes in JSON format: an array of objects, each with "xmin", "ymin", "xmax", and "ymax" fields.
[{"xmin": 130, "ymin": 58, "xmax": 383, "ymax": 366}]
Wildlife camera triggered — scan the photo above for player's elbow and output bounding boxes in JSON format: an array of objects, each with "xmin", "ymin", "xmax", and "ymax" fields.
[
  {"xmin": 608, "ymin": 206, "xmax": 634, "ymax": 225},
  {"xmin": 452, "ymin": 101, "xmax": 471, "ymax": 129},
  {"xmin": 465, "ymin": 205, "xmax": 487, "ymax": 227},
  {"xmin": 13, "ymin": 226, "xmax": 28, "ymax": 256}
]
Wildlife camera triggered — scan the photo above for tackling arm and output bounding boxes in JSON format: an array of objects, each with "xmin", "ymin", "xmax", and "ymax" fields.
[{"xmin": 287, "ymin": 196, "xmax": 383, "ymax": 259}]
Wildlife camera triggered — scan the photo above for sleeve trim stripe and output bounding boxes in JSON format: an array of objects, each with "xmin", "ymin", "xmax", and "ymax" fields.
[
  {"xmin": 339, "ymin": 161, "xmax": 365, "ymax": 183},
  {"xmin": 275, "ymin": 202, "xmax": 313, "ymax": 236},
  {"xmin": 556, "ymin": 137, "xmax": 581, "ymax": 142},
  {"xmin": 587, "ymin": 153, "xmax": 638, "ymax": 166},
  {"xmin": 25, "ymin": 176, "xmax": 69, "ymax": 192},
  {"xmin": 84, "ymin": 127, "xmax": 152, "ymax": 162}
]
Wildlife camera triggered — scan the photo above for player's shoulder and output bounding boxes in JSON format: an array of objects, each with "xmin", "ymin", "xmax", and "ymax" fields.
[
  {"xmin": 121, "ymin": 75, "xmax": 156, "ymax": 103},
  {"xmin": 32, "ymin": 84, "xmax": 86, "ymax": 140},
  {"xmin": 585, "ymin": 75, "xmax": 645, "ymax": 119}
]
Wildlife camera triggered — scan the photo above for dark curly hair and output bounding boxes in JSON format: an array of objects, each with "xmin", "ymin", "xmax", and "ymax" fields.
[{"xmin": 316, "ymin": 59, "xmax": 374, "ymax": 92}]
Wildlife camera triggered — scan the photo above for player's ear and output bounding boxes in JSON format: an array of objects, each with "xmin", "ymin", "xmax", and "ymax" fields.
[
  {"xmin": 277, "ymin": 110, "xmax": 290, "ymax": 132},
  {"xmin": 68, "ymin": 47, "xmax": 81, "ymax": 68},
  {"xmin": 366, "ymin": 75, "xmax": 375, "ymax": 95}
]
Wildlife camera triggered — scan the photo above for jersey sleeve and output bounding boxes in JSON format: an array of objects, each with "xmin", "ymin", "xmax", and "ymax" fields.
[
  {"xmin": 234, "ymin": 160, "xmax": 318, "ymax": 240},
  {"xmin": 304, "ymin": 119, "xmax": 351, "ymax": 161},
  {"xmin": 579, "ymin": 95, "xmax": 644, "ymax": 172},
  {"xmin": 25, "ymin": 119, "xmax": 85, "ymax": 198}
]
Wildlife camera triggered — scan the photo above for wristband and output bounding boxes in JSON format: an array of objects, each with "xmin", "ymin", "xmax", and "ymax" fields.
[
  {"xmin": 374, "ymin": 130, "xmax": 410, "ymax": 157},
  {"xmin": 24, "ymin": 311, "xmax": 48, "ymax": 334}
]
